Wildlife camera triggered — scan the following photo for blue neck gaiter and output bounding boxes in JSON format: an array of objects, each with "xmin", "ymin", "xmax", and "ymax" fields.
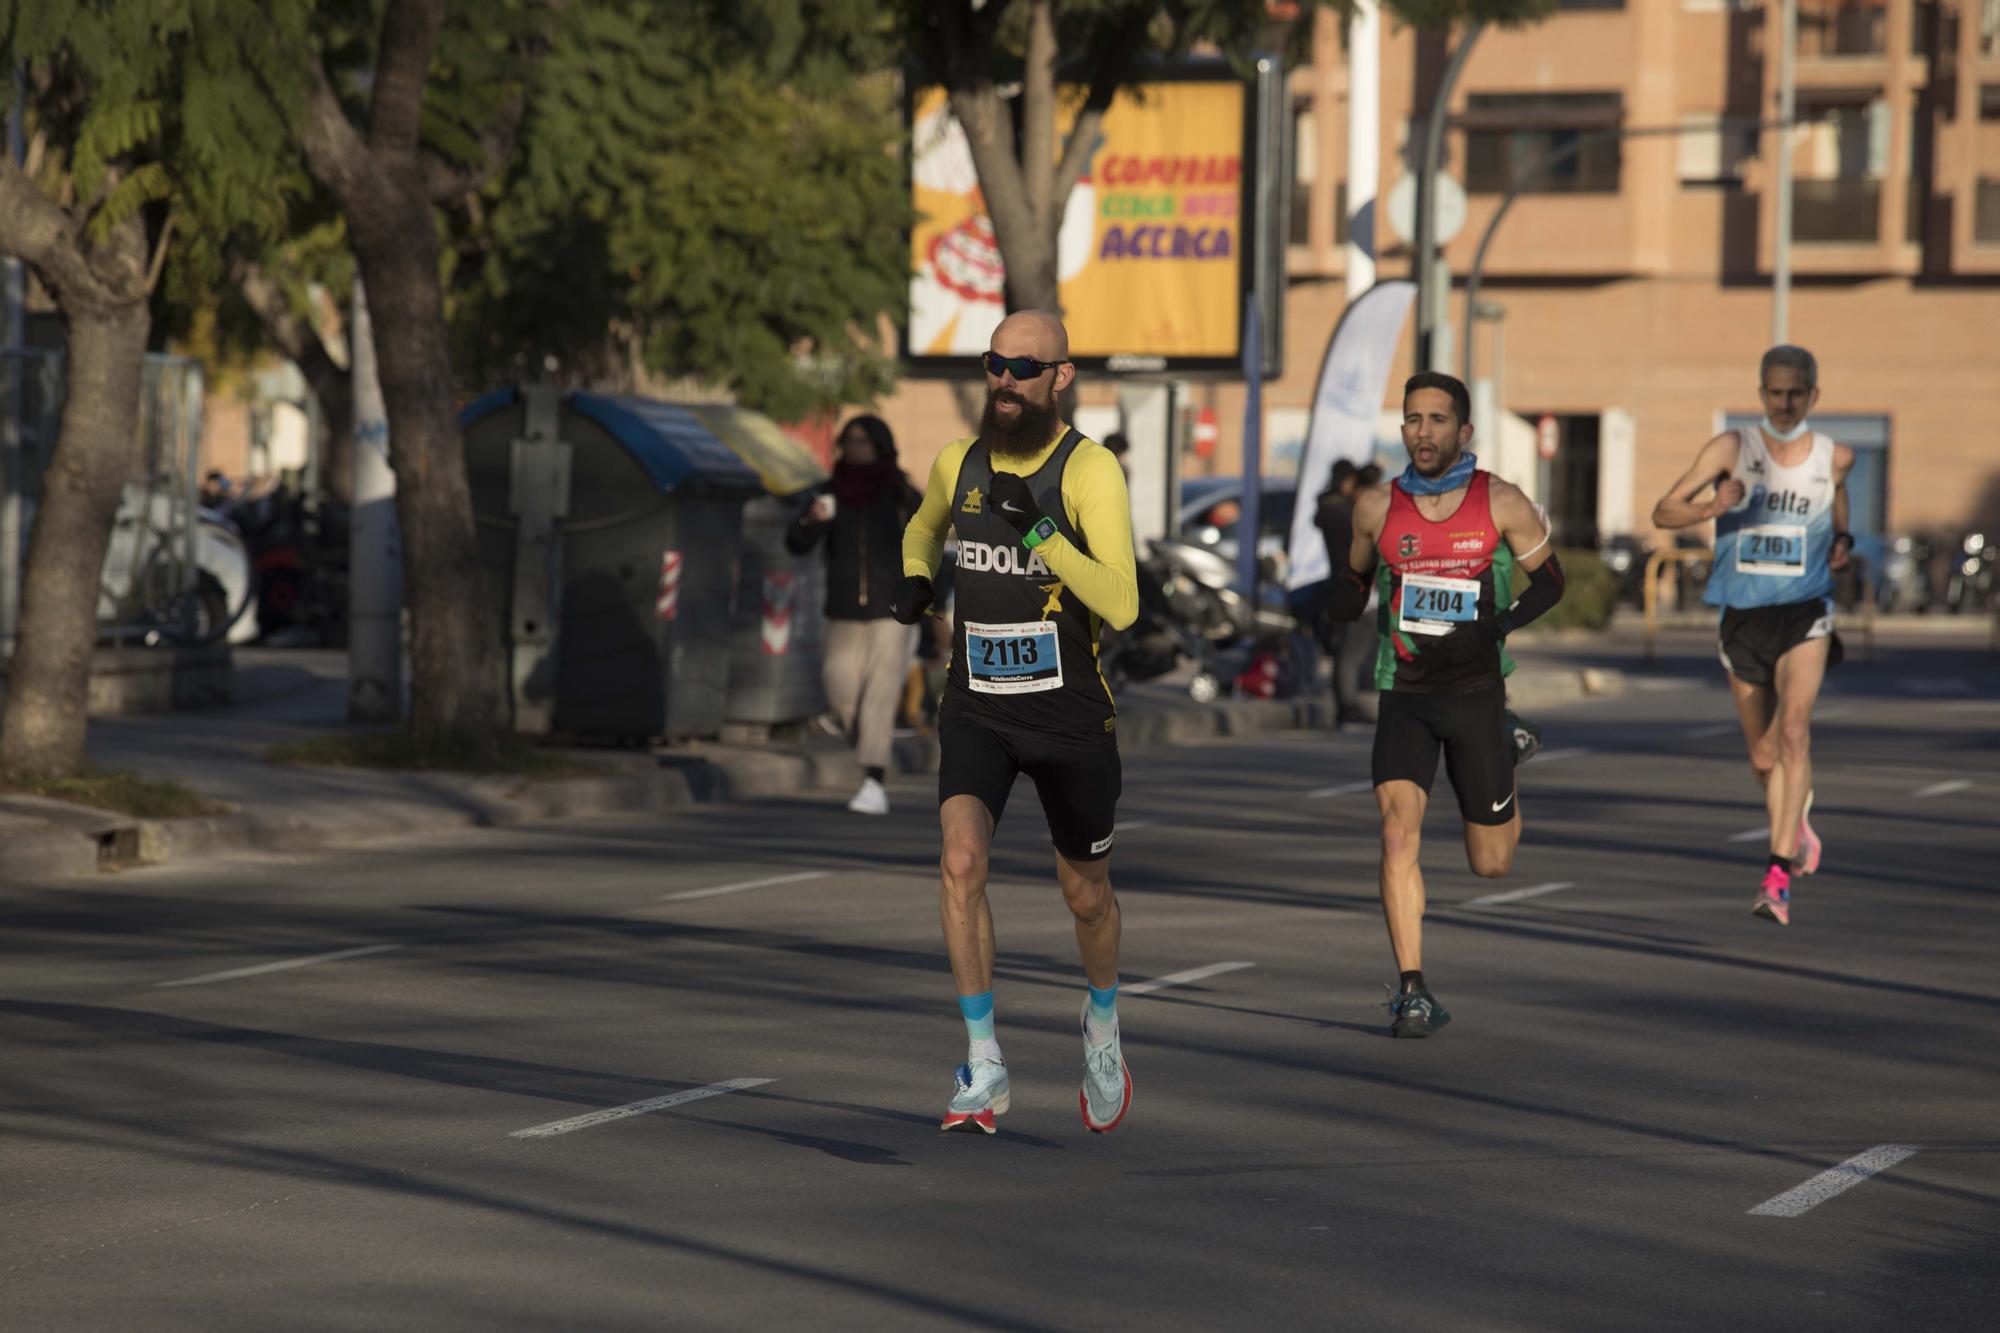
[{"xmin": 1398, "ymin": 451, "xmax": 1477, "ymax": 497}]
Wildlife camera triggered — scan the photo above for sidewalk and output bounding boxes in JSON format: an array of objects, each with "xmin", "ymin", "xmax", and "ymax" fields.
[{"xmin": 0, "ymin": 630, "xmax": 1662, "ymax": 882}]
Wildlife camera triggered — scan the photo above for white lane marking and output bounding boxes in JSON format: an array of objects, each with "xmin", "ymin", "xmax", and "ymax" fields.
[
  {"xmin": 1115, "ymin": 819, "xmax": 1157, "ymax": 832},
  {"xmin": 510, "ymin": 1078, "xmax": 774, "ymax": 1139},
  {"xmin": 1726, "ymin": 826, "xmax": 1769, "ymax": 843},
  {"xmin": 1306, "ymin": 780, "xmax": 1375, "ymax": 798},
  {"xmin": 1468, "ymin": 880, "xmax": 1575, "ymax": 907},
  {"xmin": 1942, "ymin": 699, "xmax": 2000, "ymax": 713},
  {"xmin": 1748, "ymin": 1144, "xmax": 1920, "ymax": 1217},
  {"xmin": 1816, "ymin": 704, "xmax": 1854, "ymax": 721},
  {"xmin": 1531, "ymin": 747, "xmax": 1593, "ymax": 763},
  {"xmin": 1124, "ymin": 961, "xmax": 1255, "ymax": 996},
  {"xmin": 1900, "ymin": 676, "xmax": 1973, "ymax": 696},
  {"xmin": 659, "ymin": 871, "xmax": 829, "ymax": 902},
  {"xmin": 1913, "ymin": 779, "xmax": 1971, "ymax": 799},
  {"xmin": 156, "ymin": 943, "xmax": 404, "ymax": 989},
  {"xmin": 1686, "ymin": 721, "xmax": 1742, "ymax": 740}
]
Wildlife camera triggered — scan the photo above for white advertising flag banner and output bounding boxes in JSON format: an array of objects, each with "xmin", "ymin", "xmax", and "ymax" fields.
[{"xmin": 1286, "ymin": 280, "xmax": 1416, "ymax": 589}]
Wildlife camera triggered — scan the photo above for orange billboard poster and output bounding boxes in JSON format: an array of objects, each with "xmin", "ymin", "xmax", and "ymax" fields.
[{"xmin": 909, "ymin": 78, "xmax": 1248, "ymax": 368}]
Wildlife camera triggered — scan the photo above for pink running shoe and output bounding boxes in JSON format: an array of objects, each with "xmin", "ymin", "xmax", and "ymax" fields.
[
  {"xmin": 1795, "ymin": 789, "xmax": 1821, "ymax": 876},
  {"xmin": 1753, "ymin": 862, "xmax": 1792, "ymax": 925}
]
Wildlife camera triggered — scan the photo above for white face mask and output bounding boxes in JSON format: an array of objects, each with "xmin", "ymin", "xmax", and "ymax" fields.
[{"xmin": 1761, "ymin": 416, "xmax": 1810, "ymax": 443}]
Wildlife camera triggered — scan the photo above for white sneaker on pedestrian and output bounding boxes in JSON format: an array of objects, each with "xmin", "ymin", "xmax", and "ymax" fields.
[{"xmin": 847, "ymin": 777, "xmax": 889, "ymax": 815}]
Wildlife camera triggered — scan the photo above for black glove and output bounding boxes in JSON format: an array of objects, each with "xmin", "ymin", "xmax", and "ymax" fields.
[
  {"xmin": 987, "ymin": 471, "xmax": 1039, "ymax": 537},
  {"xmin": 890, "ymin": 574, "xmax": 934, "ymax": 625}
]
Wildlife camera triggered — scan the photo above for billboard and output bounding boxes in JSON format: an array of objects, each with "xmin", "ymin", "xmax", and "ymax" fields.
[{"xmin": 908, "ymin": 74, "xmax": 1255, "ymax": 373}]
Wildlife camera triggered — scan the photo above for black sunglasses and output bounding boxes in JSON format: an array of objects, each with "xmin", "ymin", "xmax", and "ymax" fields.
[{"xmin": 981, "ymin": 351, "xmax": 1063, "ymax": 380}]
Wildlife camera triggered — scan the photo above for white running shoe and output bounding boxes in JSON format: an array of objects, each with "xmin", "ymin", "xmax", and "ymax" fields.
[
  {"xmin": 847, "ymin": 777, "xmax": 888, "ymax": 815},
  {"xmin": 940, "ymin": 1058, "xmax": 1009, "ymax": 1133},
  {"xmin": 1078, "ymin": 998, "xmax": 1133, "ymax": 1133}
]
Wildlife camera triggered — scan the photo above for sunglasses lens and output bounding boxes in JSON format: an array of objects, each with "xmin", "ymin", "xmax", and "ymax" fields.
[{"xmin": 984, "ymin": 353, "xmax": 1046, "ymax": 379}]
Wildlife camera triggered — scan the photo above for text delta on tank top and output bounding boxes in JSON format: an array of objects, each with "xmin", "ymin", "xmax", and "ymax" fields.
[
  {"xmin": 1705, "ymin": 427, "xmax": 1836, "ymax": 609},
  {"xmin": 1372, "ymin": 470, "xmax": 1516, "ymax": 693}
]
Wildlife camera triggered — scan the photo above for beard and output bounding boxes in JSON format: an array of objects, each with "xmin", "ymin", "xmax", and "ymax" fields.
[{"xmin": 980, "ymin": 386, "xmax": 1062, "ymax": 461}]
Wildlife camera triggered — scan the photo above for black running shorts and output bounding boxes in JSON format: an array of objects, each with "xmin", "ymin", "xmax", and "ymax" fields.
[
  {"xmin": 1371, "ymin": 686, "xmax": 1516, "ymax": 826},
  {"xmin": 1717, "ymin": 597, "xmax": 1842, "ymax": 688},
  {"xmin": 938, "ymin": 694, "xmax": 1121, "ymax": 862}
]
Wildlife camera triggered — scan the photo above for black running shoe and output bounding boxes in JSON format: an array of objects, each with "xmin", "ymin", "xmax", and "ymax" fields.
[
  {"xmin": 1387, "ymin": 986, "xmax": 1451, "ymax": 1038},
  {"xmin": 1505, "ymin": 709, "xmax": 1542, "ymax": 767}
]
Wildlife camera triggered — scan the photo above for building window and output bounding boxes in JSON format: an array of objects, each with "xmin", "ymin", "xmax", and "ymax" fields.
[
  {"xmin": 1977, "ymin": 181, "xmax": 2000, "ymax": 245},
  {"xmin": 1980, "ymin": 85, "xmax": 2000, "ymax": 123},
  {"xmin": 1677, "ymin": 113, "xmax": 1757, "ymax": 186},
  {"xmin": 1461, "ymin": 93, "xmax": 1623, "ymax": 195},
  {"xmin": 1797, "ymin": 1, "xmax": 1888, "ymax": 58},
  {"xmin": 1290, "ymin": 102, "xmax": 1316, "ymax": 247}
]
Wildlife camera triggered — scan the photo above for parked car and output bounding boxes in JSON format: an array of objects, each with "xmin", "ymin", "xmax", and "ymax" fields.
[{"xmin": 1175, "ymin": 478, "xmax": 1299, "ymax": 574}]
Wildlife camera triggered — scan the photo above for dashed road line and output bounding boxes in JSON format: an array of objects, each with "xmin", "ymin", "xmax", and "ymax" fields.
[
  {"xmin": 1913, "ymin": 779, "xmax": 1971, "ymax": 799},
  {"xmin": 1686, "ymin": 721, "xmax": 1742, "ymax": 740},
  {"xmin": 511, "ymin": 1079, "xmax": 775, "ymax": 1139},
  {"xmin": 1531, "ymin": 747, "xmax": 1593, "ymax": 763},
  {"xmin": 156, "ymin": 943, "xmax": 405, "ymax": 989},
  {"xmin": 1748, "ymin": 1145, "xmax": 1920, "ymax": 1217},
  {"xmin": 659, "ymin": 871, "xmax": 830, "ymax": 902},
  {"xmin": 1305, "ymin": 780, "xmax": 1375, "ymax": 799},
  {"xmin": 1726, "ymin": 826, "xmax": 1769, "ymax": 843},
  {"xmin": 1124, "ymin": 961, "xmax": 1255, "ymax": 996},
  {"xmin": 1467, "ymin": 880, "xmax": 1575, "ymax": 907}
]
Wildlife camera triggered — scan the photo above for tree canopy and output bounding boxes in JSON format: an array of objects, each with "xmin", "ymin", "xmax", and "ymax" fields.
[{"xmin": 448, "ymin": 1, "xmax": 912, "ymax": 419}]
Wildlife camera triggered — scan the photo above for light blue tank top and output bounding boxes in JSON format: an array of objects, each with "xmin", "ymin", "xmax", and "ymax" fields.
[{"xmin": 1705, "ymin": 427, "xmax": 1836, "ymax": 610}]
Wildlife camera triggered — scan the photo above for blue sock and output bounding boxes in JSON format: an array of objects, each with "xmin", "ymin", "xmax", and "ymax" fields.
[
  {"xmin": 1087, "ymin": 979, "xmax": 1118, "ymax": 1028},
  {"xmin": 958, "ymin": 991, "xmax": 1001, "ymax": 1063}
]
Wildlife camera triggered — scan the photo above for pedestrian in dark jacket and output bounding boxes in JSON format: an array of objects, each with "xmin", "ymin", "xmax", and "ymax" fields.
[{"xmin": 787, "ymin": 414, "xmax": 924, "ymax": 814}]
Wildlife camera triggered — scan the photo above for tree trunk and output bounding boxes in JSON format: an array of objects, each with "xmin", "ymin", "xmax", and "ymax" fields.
[
  {"xmin": 0, "ymin": 295, "xmax": 151, "ymax": 778},
  {"xmin": 351, "ymin": 199, "xmax": 507, "ymax": 746}
]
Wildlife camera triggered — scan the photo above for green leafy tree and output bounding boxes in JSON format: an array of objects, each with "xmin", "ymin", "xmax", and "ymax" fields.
[
  {"xmin": 0, "ymin": 0, "xmax": 298, "ymax": 778},
  {"xmin": 450, "ymin": 1, "xmax": 910, "ymax": 420},
  {"xmin": 910, "ymin": 0, "xmax": 1552, "ymax": 316},
  {"xmin": 243, "ymin": 0, "xmax": 539, "ymax": 749}
]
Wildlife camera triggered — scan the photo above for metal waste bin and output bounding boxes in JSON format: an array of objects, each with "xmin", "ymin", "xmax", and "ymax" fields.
[
  {"xmin": 725, "ymin": 494, "xmax": 828, "ymax": 728},
  {"xmin": 461, "ymin": 386, "xmax": 765, "ymax": 740}
]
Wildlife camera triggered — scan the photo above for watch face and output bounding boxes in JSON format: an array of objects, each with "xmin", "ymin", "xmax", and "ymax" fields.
[{"xmin": 1034, "ymin": 517, "xmax": 1058, "ymax": 540}]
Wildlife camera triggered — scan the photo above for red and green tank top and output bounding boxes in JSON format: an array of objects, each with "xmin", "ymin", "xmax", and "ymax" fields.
[{"xmin": 1372, "ymin": 470, "xmax": 1518, "ymax": 694}]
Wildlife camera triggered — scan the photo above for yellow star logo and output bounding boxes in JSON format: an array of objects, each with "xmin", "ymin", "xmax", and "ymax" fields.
[
  {"xmin": 962, "ymin": 487, "xmax": 983, "ymax": 514},
  {"xmin": 1039, "ymin": 581, "xmax": 1064, "ymax": 616}
]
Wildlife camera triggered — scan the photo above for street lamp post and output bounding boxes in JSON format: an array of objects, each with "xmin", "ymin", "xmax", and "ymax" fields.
[{"xmin": 1412, "ymin": 23, "xmax": 1484, "ymax": 372}]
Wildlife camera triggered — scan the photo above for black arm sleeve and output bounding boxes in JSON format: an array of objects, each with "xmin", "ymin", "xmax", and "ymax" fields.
[
  {"xmin": 1495, "ymin": 552, "xmax": 1565, "ymax": 636},
  {"xmin": 1323, "ymin": 530, "xmax": 1374, "ymax": 623}
]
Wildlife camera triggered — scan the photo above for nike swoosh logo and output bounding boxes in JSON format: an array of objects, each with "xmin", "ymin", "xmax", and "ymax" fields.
[
  {"xmin": 1491, "ymin": 792, "xmax": 1515, "ymax": 814},
  {"xmin": 999, "ymin": 500, "xmax": 1024, "ymax": 513}
]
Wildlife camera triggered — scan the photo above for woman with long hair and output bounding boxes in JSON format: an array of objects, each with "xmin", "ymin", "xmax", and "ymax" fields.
[{"xmin": 787, "ymin": 414, "xmax": 925, "ymax": 814}]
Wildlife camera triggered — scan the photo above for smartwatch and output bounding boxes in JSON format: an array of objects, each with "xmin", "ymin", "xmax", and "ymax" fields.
[{"xmin": 1021, "ymin": 516, "xmax": 1060, "ymax": 550}]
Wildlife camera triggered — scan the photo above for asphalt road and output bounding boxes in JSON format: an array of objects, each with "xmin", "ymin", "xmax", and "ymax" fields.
[{"xmin": 3, "ymin": 638, "xmax": 1996, "ymax": 1330}]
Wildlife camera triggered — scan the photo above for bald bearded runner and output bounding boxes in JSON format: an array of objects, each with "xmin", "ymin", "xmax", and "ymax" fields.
[{"xmin": 893, "ymin": 310, "xmax": 1140, "ymax": 1137}]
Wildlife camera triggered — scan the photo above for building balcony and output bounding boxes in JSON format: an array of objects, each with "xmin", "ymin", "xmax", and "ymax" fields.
[{"xmin": 1793, "ymin": 178, "xmax": 1879, "ymax": 243}]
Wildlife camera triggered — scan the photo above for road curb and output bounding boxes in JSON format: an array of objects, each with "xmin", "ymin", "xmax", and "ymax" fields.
[{"xmin": 1, "ymin": 666, "xmax": 1627, "ymax": 882}]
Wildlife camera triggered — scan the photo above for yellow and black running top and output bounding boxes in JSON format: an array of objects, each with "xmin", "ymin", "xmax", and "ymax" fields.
[{"xmin": 902, "ymin": 427, "xmax": 1137, "ymax": 737}]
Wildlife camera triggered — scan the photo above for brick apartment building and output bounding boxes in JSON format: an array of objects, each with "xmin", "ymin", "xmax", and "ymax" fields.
[{"xmin": 875, "ymin": 0, "xmax": 2000, "ymax": 558}]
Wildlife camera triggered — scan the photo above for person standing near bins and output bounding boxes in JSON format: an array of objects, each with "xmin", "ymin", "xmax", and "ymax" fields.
[
  {"xmin": 891, "ymin": 310, "xmax": 1141, "ymax": 1136},
  {"xmin": 787, "ymin": 414, "xmax": 925, "ymax": 816}
]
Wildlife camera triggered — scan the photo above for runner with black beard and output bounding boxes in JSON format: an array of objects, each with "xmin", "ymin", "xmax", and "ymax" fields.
[
  {"xmin": 1323, "ymin": 373, "xmax": 1566, "ymax": 1036},
  {"xmin": 892, "ymin": 310, "xmax": 1140, "ymax": 1135}
]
